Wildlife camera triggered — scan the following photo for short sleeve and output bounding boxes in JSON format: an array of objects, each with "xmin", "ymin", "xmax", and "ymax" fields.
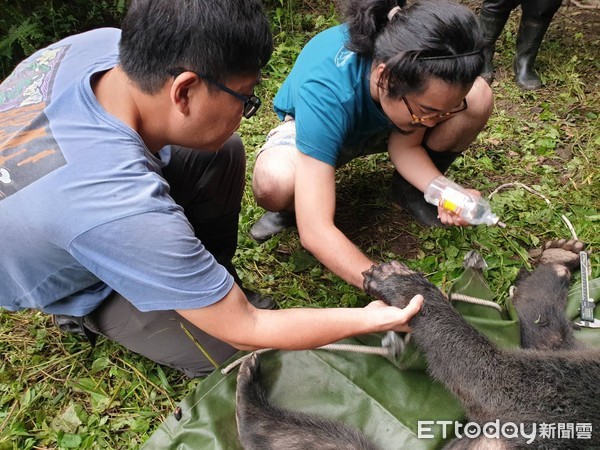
[
  {"xmin": 69, "ymin": 208, "xmax": 234, "ymax": 311},
  {"xmin": 293, "ymin": 81, "xmax": 351, "ymax": 167}
]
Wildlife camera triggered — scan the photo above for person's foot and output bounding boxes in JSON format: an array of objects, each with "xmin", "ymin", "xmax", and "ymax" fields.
[
  {"xmin": 513, "ymin": 57, "xmax": 542, "ymax": 91},
  {"xmin": 52, "ymin": 314, "xmax": 87, "ymax": 336},
  {"xmin": 242, "ymin": 288, "xmax": 277, "ymax": 310},
  {"xmin": 388, "ymin": 172, "xmax": 441, "ymax": 227},
  {"xmin": 249, "ymin": 211, "xmax": 296, "ymax": 243},
  {"xmin": 52, "ymin": 315, "xmax": 97, "ymax": 344}
]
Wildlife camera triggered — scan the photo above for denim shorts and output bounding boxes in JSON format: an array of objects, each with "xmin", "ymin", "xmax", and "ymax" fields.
[{"xmin": 258, "ymin": 115, "xmax": 389, "ymax": 168}]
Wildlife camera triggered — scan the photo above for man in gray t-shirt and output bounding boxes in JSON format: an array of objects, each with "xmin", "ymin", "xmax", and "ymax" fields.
[{"xmin": 1, "ymin": 0, "xmax": 421, "ymax": 377}]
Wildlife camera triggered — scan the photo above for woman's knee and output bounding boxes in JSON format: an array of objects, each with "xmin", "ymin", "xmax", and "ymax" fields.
[
  {"xmin": 467, "ymin": 77, "xmax": 494, "ymax": 126},
  {"xmin": 252, "ymin": 173, "xmax": 294, "ymax": 210},
  {"xmin": 252, "ymin": 149, "xmax": 296, "ymax": 210}
]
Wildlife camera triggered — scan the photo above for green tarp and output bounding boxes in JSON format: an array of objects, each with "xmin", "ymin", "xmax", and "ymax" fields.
[{"xmin": 143, "ymin": 277, "xmax": 600, "ymax": 450}]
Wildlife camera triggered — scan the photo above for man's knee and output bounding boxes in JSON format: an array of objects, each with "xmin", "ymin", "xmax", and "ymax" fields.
[
  {"xmin": 201, "ymin": 133, "xmax": 247, "ymax": 211},
  {"xmin": 84, "ymin": 293, "xmax": 238, "ymax": 378},
  {"xmin": 220, "ymin": 133, "xmax": 247, "ymax": 182},
  {"xmin": 166, "ymin": 133, "xmax": 246, "ymax": 205},
  {"xmin": 173, "ymin": 345, "xmax": 239, "ymax": 378}
]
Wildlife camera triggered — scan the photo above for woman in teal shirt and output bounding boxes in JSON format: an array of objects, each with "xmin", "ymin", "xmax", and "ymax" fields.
[{"xmin": 251, "ymin": 0, "xmax": 493, "ymax": 289}]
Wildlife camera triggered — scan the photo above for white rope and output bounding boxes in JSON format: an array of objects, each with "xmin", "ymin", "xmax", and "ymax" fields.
[
  {"xmin": 487, "ymin": 182, "xmax": 578, "ymax": 240},
  {"xmin": 450, "ymin": 293, "xmax": 503, "ymax": 313},
  {"xmin": 221, "ymin": 348, "xmax": 273, "ymax": 374},
  {"xmin": 387, "ymin": 5, "xmax": 402, "ymax": 20},
  {"xmin": 221, "ymin": 343, "xmax": 395, "ymax": 375},
  {"xmin": 317, "ymin": 342, "xmax": 395, "ymax": 355}
]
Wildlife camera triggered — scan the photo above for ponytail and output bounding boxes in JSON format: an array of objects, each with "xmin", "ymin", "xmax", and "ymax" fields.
[
  {"xmin": 342, "ymin": 0, "xmax": 484, "ymax": 97},
  {"xmin": 343, "ymin": 0, "xmax": 406, "ymax": 56}
]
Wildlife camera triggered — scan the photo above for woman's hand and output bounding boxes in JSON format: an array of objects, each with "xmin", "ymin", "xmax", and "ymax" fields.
[{"xmin": 437, "ymin": 188, "xmax": 481, "ymax": 226}]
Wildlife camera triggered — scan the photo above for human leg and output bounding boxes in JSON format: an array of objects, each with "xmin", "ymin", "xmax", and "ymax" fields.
[
  {"xmin": 389, "ymin": 147, "xmax": 463, "ymax": 226},
  {"xmin": 83, "ymin": 291, "xmax": 237, "ymax": 377},
  {"xmin": 513, "ymin": 0, "xmax": 563, "ymax": 90},
  {"xmin": 163, "ymin": 135, "xmax": 245, "ymax": 273},
  {"xmin": 478, "ymin": 0, "xmax": 518, "ymax": 83},
  {"xmin": 249, "ymin": 119, "xmax": 298, "ymax": 242},
  {"xmin": 163, "ymin": 134, "xmax": 275, "ymax": 309}
]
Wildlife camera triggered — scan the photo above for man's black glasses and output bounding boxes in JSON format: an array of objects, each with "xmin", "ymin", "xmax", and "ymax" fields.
[{"xmin": 169, "ymin": 69, "xmax": 261, "ymax": 119}]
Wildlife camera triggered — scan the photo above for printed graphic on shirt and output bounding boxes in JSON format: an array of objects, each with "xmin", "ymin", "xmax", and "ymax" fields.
[
  {"xmin": 334, "ymin": 45, "xmax": 355, "ymax": 68},
  {"xmin": 0, "ymin": 46, "xmax": 68, "ymax": 200}
]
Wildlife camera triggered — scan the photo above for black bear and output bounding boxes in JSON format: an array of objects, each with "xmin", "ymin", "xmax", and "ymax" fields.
[{"xmin": 236, "ymin": 240, "xmax": 600, "ymax": 449}]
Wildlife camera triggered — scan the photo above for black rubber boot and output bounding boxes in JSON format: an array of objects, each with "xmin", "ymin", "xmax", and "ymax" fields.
[
  {"xmin": 513, "ymin": 17, "xmax": 551, "ymax": 90},
  {"xmin": 389, "ymin": 150, "xmax": 460, "ymax": 227},
  {"xmin": 242, "ymin": 287, "xmax": 277, "ymax": 310},
  {"xmin": 249, "ymin": 211, "xmax": 296, "ymax": 243},
  {"xmin": 478, "ymin": 10, "xmax": 511, "ymax": 84},
  {"xmin": 52, "ymin": 314, "xmax": 98, "ymax": 345},
  {"xmin": 190, "ymin": 212, "xmax": 276, "ymax": 310},
  {"xmin": 220, "ymin": 259, "xmax": 276, "ymax": 309}
]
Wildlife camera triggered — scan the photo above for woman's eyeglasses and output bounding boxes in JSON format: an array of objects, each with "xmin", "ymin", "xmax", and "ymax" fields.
[{"xmin": 402, "ymin": 96, "xmax": 468, "ymax": 124}]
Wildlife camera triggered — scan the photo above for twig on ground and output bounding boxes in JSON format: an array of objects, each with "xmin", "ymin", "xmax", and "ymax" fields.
[{"xmin": 568, "ymin": 0, "xmax": 600, "ymax": 9}]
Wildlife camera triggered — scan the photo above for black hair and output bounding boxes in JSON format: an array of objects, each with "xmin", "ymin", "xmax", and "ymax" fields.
[
  {"xmin": 343, "ymin": 0, "xmax": 484, "ymax": 97},
  {"xmin": 119, "ymin": 0, "xmax": 273, "ymax": 94}
]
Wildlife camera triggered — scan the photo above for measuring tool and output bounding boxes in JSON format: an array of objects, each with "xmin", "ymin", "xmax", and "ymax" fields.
[{"xmin": 574, "ymin": 251, "xmax": 600, "ymax": 328}]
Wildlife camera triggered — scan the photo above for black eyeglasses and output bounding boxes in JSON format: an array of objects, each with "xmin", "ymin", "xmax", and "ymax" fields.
[
  {"xmin": 169, "ymin": 68, "xmax": 261, "ymax": 119},
  {"xmin": 402, "ymin": 96, "xmax": 468, "ymax": 124}
]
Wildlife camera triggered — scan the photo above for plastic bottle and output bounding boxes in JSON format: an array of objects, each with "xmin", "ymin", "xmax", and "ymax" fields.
[{"xmin": 424, "ymin": 176, "xmax": 505, "ymax": 227}]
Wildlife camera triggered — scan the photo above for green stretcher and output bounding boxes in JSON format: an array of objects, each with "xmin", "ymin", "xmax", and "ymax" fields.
[{"xmin": 142, "ymin": 275, "xmax": 600, "ymax": 450}]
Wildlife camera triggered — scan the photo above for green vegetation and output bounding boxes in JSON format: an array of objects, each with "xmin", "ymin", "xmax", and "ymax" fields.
[
  {"xmin": 0, "ymin": 1, "xmax": 126, "ymax": 79},
  {"xmin": 1, "ymin": 1, "xmax": 598, "ymax": 448}
]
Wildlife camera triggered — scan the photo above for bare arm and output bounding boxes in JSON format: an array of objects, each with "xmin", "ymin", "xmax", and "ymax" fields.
[
  {"xmin": 176, "ymin": 283, "xmax": 423, "ymax": 351},
  {"xmin": 293, "ymin": 151, "xmax": 374, "ymax": 289},
  {"xmin": 387, "ymin": 129, "xmax": 439, "ymax": 192},
  {"xmin": 387, "ymin": 131, "xmax": 477, "ymax": 226}
]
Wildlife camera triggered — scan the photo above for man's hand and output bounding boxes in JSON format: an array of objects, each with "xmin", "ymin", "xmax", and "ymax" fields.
[
  {"xmin": 364, "ymin": 294, "xmax": 424, "ymax": 333},
  {"xmin": 178, "ymin": 285, "xmax": 424, "ymax": 351}
]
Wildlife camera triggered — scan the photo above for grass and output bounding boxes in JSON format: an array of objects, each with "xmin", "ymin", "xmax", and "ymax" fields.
[{"xmin": 1, "ymin": 1, "xmax": 599, "ymax": 448}]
